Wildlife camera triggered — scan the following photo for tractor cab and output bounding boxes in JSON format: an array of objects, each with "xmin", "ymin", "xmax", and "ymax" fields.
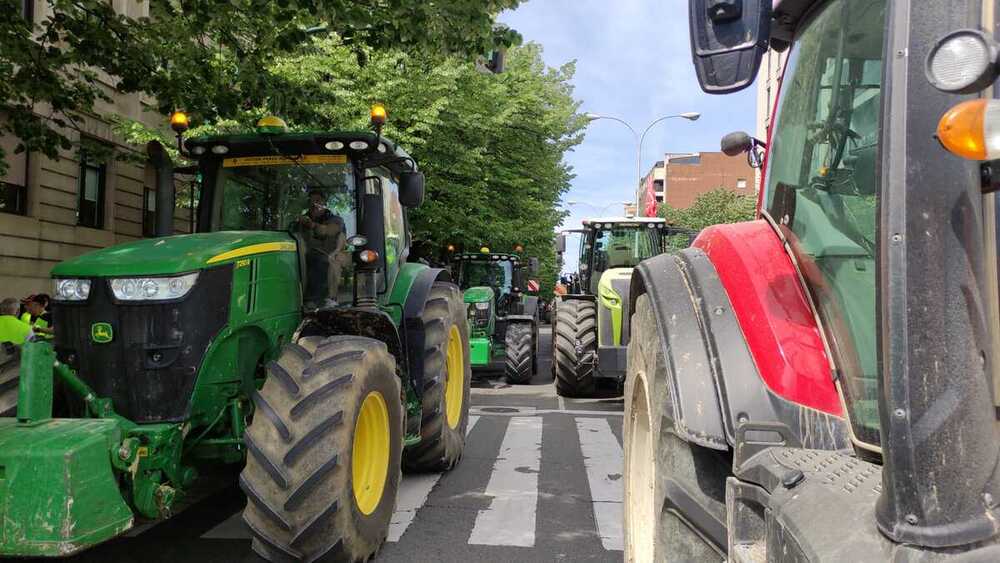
[{"xmin": 453, "ymin": 249, "xmax": 540, "ymax": 382}]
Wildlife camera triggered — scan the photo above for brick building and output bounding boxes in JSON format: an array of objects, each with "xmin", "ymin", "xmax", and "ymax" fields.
[
  {"xmin": 0, "ymin": 1, "xmax": 192, "ymax": 297},
  {"xmin": 638, "ymin": 152, "xmax": 756, "ymax": 214}
]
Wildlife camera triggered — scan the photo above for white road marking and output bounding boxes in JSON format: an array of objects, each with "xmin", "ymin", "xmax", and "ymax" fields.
[
  {"xmin": 468, "ymin": 416, "xmax": 543, "ymax": 547},
  {"xmin": 471, "ymin": 406, "xmax": 621, "ymax": 417},
  {"xmin": 575, "ymin": 417, "xmax": 624, "ymax": 551},
  {"xmin": 386, "ymin": 414, "xmax": 481, "ymax": 542}
]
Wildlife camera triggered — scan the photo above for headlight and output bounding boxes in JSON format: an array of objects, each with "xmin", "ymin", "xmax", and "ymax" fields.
[
  {"xmin": 110, "ymin": 272, "xmax": 199, "ymax": 301},
  {"xmin": 474, "ymin": 301, "xmax": 490, "ymax": 310},
  {"xmin": 54, "ymin": 278, "xmax": 92, "ymax": 301}
]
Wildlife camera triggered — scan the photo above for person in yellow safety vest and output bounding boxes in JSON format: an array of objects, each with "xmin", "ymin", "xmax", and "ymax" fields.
[
  {"xmin": 22, "ymin": 294, "xmax": 53, "ymax": 338},
  {"xmin": 0, "ymin": 298, "xmax": 32, "ymax": 347}
]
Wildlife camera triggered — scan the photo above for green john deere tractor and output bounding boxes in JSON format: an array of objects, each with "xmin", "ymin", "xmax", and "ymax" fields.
[
  {"xmin": 0, "ymin": 109, "xmax": 473, "ymax": 562},
  {"xmin": 552, "ymin": 217, "xmax": 695, "ymax": 396},
  {"xmin": 453, "ymin": 249, "xmax": 540, "ymax": 383}
]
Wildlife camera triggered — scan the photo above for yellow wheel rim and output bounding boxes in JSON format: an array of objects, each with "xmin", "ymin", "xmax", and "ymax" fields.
[
  {"xmin": 444, "ymin": 325, "xmax": 465, "ymax": 429},
  {"xmin": 352, "ymin": 391, "xmax": 390, "ymax": 516}
]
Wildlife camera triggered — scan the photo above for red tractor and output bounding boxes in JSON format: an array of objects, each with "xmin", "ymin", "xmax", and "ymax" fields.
[{"xmin": 623, "ymin": 0, "xmax": 1000, "ymax": 560}]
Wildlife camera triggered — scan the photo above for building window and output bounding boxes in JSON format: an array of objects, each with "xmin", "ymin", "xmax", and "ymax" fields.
[
  {"xmin": 0, "ymin": 135, "xmax": 28, "ymax": 216},
  {"xmin": 21, "ymin": 0, "xmax": 33, "ymax": 23},
  {"xmin": 77, "ymin": 150, "xmax": 107, "ymax": 229},
  {"xmin": 736, "ymin": 178, "xmax": 748, "ymax": 190},
  {"xmin": 143, "ymin": 187, "xmax": 156, "ymax": 237}
]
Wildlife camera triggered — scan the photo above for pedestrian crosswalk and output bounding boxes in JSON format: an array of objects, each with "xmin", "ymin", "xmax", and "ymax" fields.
[{"xmin": 202, "ymin": 409, "xmax": 624, "ymax": 557}]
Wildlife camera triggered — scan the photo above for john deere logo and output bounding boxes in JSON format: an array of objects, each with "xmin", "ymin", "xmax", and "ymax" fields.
[{"xmin": 91, "ymin": 322, "xmax": 113, "ymax": 344}]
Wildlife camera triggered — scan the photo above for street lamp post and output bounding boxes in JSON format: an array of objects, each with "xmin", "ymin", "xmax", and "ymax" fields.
[
  {"xmin": 585, "ymin": 111, "xmax": 701, "ymax": 208},
  {"xmin": 564, "ymin": 200, "xmax": 633, "ymax": 216}
]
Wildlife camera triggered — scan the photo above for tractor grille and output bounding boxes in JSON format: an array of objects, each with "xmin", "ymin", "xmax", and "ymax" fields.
[
  {"xmin": 52, "ymin": 265, "xmax": 232, "ymax": 423},
  {"xmin": 467, "ymin": 303, "xmax": 490, "ymax": 328}
]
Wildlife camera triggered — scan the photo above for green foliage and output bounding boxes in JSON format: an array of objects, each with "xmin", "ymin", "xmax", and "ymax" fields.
[
  {"xmin": 658, "ymin": 188, "xmax": 757, "ymax": 231},
  {"xmin": 0, "ymin": 0, "xmax": 521, "ymax": 172}
]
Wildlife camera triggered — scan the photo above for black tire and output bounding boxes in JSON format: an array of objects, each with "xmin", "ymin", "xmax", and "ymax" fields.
[
  {"xmin": 0, "ymin": 346, "xmax": 18, "ymax": 417},
  {"xmin": 504, "ymin": 322, "xmax": 534, "ymax": 384},
  {"xmin": 402, "ymin": 282, "xmax": 472, "ymax": 472},
  {"xmin": 241, "ymin": 335, "xmax": 403, "ymax": 563},
  {"xmin": 624, "ymin": 294, "xmax": 728, "ymax": 562},
  {"xmin": 553, "ymin": 299, "xmax": 597, "ymax": 397}
]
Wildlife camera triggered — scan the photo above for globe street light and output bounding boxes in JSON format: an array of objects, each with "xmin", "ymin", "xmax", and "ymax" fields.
[{"xmin": 585, "ymin": 112, "xmax": 701, "ymax": 207}]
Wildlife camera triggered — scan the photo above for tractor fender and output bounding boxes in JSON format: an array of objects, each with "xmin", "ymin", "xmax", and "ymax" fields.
[
  {"xmin": 299, "ymin": 308, "xmax": 405, "ymax": 379},
  {"xmin": 402, "ymin": 267, "xmax": 452, "ymax": 396},
  {"xmin": 630, "ymin": 246, "xmax": 850, "ymax": 452},
  {"xmin": 505, "ymin": 314, "xmax": 535, "ymax": 324}
]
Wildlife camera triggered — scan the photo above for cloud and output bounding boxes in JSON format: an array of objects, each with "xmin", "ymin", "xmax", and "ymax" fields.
[{"xmin": 501, "ymin": 0, "xmax": 757, "ymax": 237}]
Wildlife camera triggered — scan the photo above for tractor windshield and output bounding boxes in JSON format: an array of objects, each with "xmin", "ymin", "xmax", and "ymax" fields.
[
  {"xmin": 585, "ymin": 225, "xmax": 660, "ymax": 293},
  {"xmin": 458, "ymin": 260, "xmax": 513, "ymax": 295},
  {"xmin": 764, "ymin": 0, "xmax": 886, "ymax": 447},
  {"xmin": 212, "ymin": 156, "xmax": 357, "ymax": 234}
]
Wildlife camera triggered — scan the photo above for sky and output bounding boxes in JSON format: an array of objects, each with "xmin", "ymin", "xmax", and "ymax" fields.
[{"xmin": 499, "ymin": 0, "xmax": 757, "ymax": 272}]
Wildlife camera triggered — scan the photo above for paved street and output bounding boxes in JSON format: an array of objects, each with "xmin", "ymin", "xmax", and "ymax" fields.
[{"xmin": 64, "ymin": 326, "xmax": 625, "ymax": 563}]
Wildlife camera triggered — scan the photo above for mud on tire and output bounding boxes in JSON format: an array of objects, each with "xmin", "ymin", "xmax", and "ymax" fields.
[
  {"xmin": 624, "ymin": 294, "xmax": 727, "ymax": 563},
  {"xmin": 241, "ymin": 335, "xmax": 403, "ymax": 563},
  {"xmin": 402, "ymin": 282, "xmax": 472, "ymax": 472},
  {"xmin": 553, "ymin": 299, "xmax": 597, "ymax": 397},
  {"xmin": 504, "ymin": 322, "xmax": 533, "ymax": 384}
]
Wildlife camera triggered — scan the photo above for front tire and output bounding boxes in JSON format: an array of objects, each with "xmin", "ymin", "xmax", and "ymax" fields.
[
  {"xmin": 241, "ymin": 335, "xmax": 403, "ymax": 563},
  {"xmin": 504, "ymin": 322, "xmax": 533, "ymax": 384},
  {"xmin": 553, "ymin": 299, "xmax": 597, "ymax": 397},
  {"xmin": 624, "ymin": 294, "xmax": 727, "ymax": 563},
  {"xmin": 403, "ymin": 282, "xmax": 472, "ymax": 472}
]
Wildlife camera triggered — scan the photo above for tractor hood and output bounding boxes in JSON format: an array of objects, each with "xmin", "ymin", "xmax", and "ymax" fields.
[
  {"xmin": 51, "ymin": 231, "xmax": 297, "ymax": 277},
  {"xmin": 463, "ymin": 286, "xmax": 495, "ymax": 304}
]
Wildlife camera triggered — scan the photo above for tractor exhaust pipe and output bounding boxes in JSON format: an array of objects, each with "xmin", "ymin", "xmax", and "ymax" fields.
[{"xmin": 147, "ymin": 140, "xmax": 175, "ymax": 237}]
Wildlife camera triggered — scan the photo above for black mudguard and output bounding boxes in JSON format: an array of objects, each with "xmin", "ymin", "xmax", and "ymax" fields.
[
  {"xmin": 630, "ymin": 248, "xmax": 850, "ymax": 452},
  {"xmin": 401, "ymin": 267, "xmax": 452, "ymax": 397},
  {"xmin": 299, "ymin": 307, "xmax": 404, "ymax": 377}
]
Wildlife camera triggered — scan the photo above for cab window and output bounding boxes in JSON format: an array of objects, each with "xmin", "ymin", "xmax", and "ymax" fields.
[{"xmin": 764, "ymin": 0, "xmax": 886, "ymax": 446}]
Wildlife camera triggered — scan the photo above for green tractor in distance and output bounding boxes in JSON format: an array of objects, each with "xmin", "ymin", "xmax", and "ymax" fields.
[
  {"xmin": 453, "ymin": 248, "xmax": 540, "ymax": 383},
  {"xmin": 552, "ymin": 217, "xmax": 695, "ymax": 396},
  {"xmin": 0, "ymin": 109, "xmax": 473, "ymax": 562}
]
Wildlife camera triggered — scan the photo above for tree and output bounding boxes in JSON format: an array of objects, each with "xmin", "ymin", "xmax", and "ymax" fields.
[
  {"xmin": 0, "ymin": 0, "xmax": 521, "ymax": 173},
  {"xmin": 658, "ymin": 188, "xmax": 757, "ymax": 230},
  {"xmin": 114, "ymin": 39, "xmax": 585, "ymax": 298}
]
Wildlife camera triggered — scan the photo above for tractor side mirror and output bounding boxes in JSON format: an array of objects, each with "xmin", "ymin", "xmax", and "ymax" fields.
[
  {"xmin": 721, "ymin": 131, "xmax": 766, "ymax": 168},
  {"xmin": 399, "ymin": 172, "xmax": 425, "ymax": 208},
  {"xmin": 689, "ymin": 0, "xmax": 771, "ymax": 94},
  {"xmin": 528, "ymin": 257, "xmax": 540, "ymax": 274},
  {"xmin": 555, "ymin": 233, "xmax": 566, "ymax": 254}
]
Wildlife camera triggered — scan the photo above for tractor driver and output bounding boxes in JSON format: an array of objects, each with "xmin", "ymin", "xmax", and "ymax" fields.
[{"xmin": 298, "ymin": 188, "xmax": 348, "ymax": 309}]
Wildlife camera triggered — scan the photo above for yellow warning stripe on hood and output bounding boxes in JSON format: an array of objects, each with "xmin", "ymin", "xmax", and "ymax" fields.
[{"xmin": 206, "ymin": 242, "xmax": 297, "ymax": 264}]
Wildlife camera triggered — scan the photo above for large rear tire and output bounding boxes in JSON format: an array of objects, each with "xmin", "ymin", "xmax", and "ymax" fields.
[
  {"xmin": 504, "ymin": 322, "xmax": 533, "ymax": 384},
  {"xmin": 403, "ymin": 282, "xmax": 472, "ymax": 472},
  {"xmin": 241, "ymin": 335, "xmax": 403, "ymax": 563},
  {"xmin": 553, "ymin": 299, "xmax": 597, "ymax": 397},
  {"xmin": 0, "ymin": 345, "xmax": 19, "ymax": 417},
  {"xmin": 624, "ymin": 294, "xmax": 727, "ymax": 563}
]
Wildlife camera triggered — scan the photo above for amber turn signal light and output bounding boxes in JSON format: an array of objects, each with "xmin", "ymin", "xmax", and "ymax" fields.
[
  {"xmin": 359, "ymin": 249, "xmax": 379, "ymax": 263},
  {"xmin": 936, "ymin": 99, "xmax": 1000, "ymax": 161}
]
